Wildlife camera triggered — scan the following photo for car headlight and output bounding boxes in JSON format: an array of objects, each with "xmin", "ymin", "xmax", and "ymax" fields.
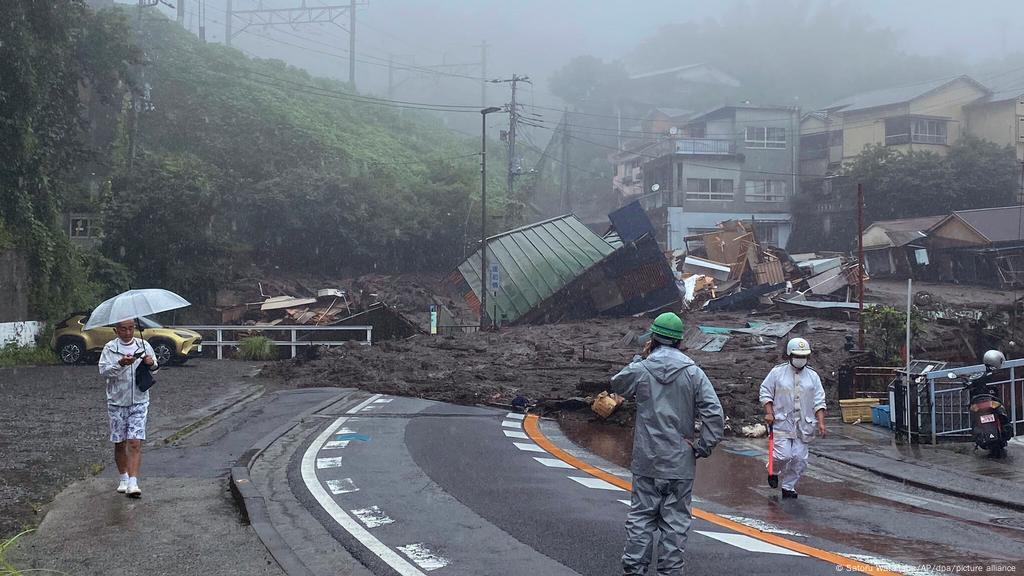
[{"xmin": 175, "ymin": 331, "xmax": 196, "ymax": 339}]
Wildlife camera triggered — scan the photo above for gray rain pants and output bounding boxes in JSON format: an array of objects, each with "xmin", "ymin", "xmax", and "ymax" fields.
[{"xmin": 622, "ymin": 475, "xmax": 693, "ymax": 576}]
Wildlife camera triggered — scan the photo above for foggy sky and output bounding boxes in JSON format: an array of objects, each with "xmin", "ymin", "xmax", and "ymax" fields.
[{"xmin": 143, "ymin": 0, "xmax": 1024, "ymax": 126}]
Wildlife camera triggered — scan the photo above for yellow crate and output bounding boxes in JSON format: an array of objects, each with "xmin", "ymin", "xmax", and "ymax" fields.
[{"xmin": 839, "ymin": 399, "xmax": 879, "ymax": 423}]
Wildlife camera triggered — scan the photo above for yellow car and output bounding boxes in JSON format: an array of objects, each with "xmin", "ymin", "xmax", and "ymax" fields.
[{"xmin": 51, "ymin": 313, "xmax": 203, "ymax": 366}]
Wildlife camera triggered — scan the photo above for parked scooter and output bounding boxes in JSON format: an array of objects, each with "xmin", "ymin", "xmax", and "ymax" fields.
[{"xmin": 949, "ymin": 350, "xmax": 1013, "ymax": 458}]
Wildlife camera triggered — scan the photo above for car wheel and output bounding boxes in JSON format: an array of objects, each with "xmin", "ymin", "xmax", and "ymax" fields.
[
  {"xmin": 57, "ymin": 339, "xmax": 85, "ymax": 365},
  {"xmin": 151, "ymin": 341, "xmax": 175, "ymax": 366}
]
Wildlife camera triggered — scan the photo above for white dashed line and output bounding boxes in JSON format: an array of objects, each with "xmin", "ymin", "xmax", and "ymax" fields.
[
  {"xmin": 695, "ymin": 531, "xmax": 806, "ymax": 556},
  {"xmin": 721, "ymin": 515, "xmax": 805, "ymax": 537},
  {"xmin": 513, "ymin": 442, "xmax": 547, "ymax": 453},
  {"xmin": 323, "ymin": 440, "xmax": 350, "ymax": 449},
  {"xmin": 350, "ymin": 506, "xmax": 395, "ymax": 528},
  {"xmin": 302, "ymin": 394, "xmax": 426, "ymax": 576},
  {"xmin": 316, "ymin": 457, "xmax": 344, "ymax": 469},
  {"xmin": 533, "ymin": 457, "xmax": 576, "ymax": 469},
  {"xmin": 505, "ymin": 412, "xmax": 525, "ymax": 420},
  {"xmin": 360, "ymin": 405, "xmax": 379, "ymax": 411},
  {"xmin": 327, "ymin": 478, "xmax": 359, "ymax": 494},
  {"xmin": 501, "ymin": 420, "xmax": 521, "ymax": 428},
  {"xmin": 373, "ymin": 398, "xmax": 393, "ymax": 403},
  {"xmin": 568, "ymin": 476, "xmax": 626, "ymax": 491},
  {"xmin": 397, "ymin": 543, "xmax": 450, "ymax": 571},
  {"xmin": 503, "ymin": 430, "xmax": 529, "ymax": 439}
]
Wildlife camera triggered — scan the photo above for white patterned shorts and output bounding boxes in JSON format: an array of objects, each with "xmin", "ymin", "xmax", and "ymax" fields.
[{"xmin": 107, "ymin": 402, "xmax": 149, "ymax": 443}]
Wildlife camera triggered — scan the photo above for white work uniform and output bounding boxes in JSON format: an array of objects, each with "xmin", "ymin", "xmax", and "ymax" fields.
[{"xmin": 759, "ymin": 363, "xmax": 826, "ymax": 491}]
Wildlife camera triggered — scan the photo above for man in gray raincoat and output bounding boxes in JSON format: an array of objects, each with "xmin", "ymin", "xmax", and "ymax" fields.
[{"xmin": 612, "ymin": 312, "xmax": 725, "ymax": 576}]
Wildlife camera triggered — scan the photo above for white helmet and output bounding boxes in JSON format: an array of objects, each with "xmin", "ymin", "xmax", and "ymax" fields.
[
  {"xmin": 786, "ymin": 337, "xmax": 812, "ymax": 357},
  {"xmin": 983, "ymin": 350, "xmax": 1005, "ymax": 371}
]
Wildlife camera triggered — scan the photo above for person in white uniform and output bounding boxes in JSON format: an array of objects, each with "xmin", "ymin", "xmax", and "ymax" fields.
[{"xmin": 759, "ymin": 337, "xmax": 826, "ymax": 499}]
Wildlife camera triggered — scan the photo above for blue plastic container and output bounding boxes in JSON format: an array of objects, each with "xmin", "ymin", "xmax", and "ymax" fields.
[{"xmin": 871, "ymin": 404, "xmax": 891, "ymax": 428}]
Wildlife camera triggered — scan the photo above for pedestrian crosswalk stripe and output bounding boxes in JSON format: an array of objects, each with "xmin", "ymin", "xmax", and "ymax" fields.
[
  {"xmin": 503, "ymin": 430, "xmax": 529, "ymax": 439},
  {"xmin": 397, "ymin": 543, "xmax": 450, "ymax": 571},
  {"xmin": 326, "ymin": 478, "xmax": 359, "ymax": 494},
  {"xmin": 513, "ymin": 442, "xmax": 546, "ymax": 452},
  {"xmin": 533, "ymin": 457, "xmax": 575, "ymax": 469},
  {"xmin": 695, "ymin": 531, "xmax": 806, "ymax": 556},
  {"xmin": 501, "ymin": 420, "xmax": 521, "ymax": 428},
  {"xmin": 373, "ymin": 398, "xmax": 393, "ymax": 403},
  {"xmin": 505, "ymin": 412, "xmax": 526, "ymax": 420},
  {"xmin": 568, "ymin": 476, "xmax": 626, "ymax": 491},
  {"xmin": 324, "ymin": 440, "xmax": 350, "ymax": 449},
  {"xmin": 317, "ymin": 457, "xmax": 344, "ymax": 469}
]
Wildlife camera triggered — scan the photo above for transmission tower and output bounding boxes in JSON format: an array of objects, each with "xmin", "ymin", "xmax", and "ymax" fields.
[{"xmin": 224, "ymin": 0, "xmax": 367, "ymax": 86}]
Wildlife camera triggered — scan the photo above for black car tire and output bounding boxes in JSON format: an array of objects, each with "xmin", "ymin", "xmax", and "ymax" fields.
[
  {"xmin": 150, "ymin": 340, "xmax": 175, "ymax": 366},
  {"xmin": 57, "ymin": 338, "xmax": 86, "ymax": 365}
]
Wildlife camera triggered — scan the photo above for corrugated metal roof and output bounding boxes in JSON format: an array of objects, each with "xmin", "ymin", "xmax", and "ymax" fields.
[
  {"xmin": 823, "ymin": 76, "xmax": 986, "ymax": 113},
  {"xmin": 975, "ymin": 68, "xmax": 1024, "ymax": 102},
  {"xmin": 952, "ymin": 205, "xmax": 1024, "ymax": 244},
  {"xmin": 457, "ymin": 215, "xmax": 616, "ymax": 323}
]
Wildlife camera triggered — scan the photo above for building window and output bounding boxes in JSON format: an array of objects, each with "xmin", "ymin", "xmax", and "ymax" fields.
[
  {"xmin": 685, "ymin": 178, "xmax": 734, "ymax": 201},
  {"xmin": 757, "ymin": 224, "xmax": 779, "ymax": 246},
  {"xmin": 745, "ymin": 126, "xmax": 786, "ymax": 149},
  {"xmin": 70, "ymin": 218, "xmax": 95, "ymax": 238},
  {"xmin": 911, "ymin": 119, "xmax": 947, "ymax": 144},
  {"xmin": 745, "ymin": 180, "xmax": 787, "ymax": 202}
]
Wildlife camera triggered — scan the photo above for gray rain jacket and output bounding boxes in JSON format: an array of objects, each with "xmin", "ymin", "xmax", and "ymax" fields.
[{"xmin": 611, "ymin": 345, "xmax": 725, "ymax": 479}]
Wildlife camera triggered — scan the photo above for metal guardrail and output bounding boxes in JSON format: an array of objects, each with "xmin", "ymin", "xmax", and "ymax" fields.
[
  {"xmin": 918, "ymin": 359, "xmax": 1024, "ymax": 443},
  {"xmin": 177, "ymin": 325, "xmax": 373, "ymax": 359}
]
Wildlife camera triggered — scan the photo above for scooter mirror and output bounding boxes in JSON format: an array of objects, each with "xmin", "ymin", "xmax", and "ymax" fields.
[{"xmin": 947, "ymin": 372, "xmax": 957, "ymax": 380}]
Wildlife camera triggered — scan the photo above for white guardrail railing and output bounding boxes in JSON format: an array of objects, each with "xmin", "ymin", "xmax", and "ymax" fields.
[{"xmin": 177, "ymin": 325, "xmax": 373, "ymax": 359}]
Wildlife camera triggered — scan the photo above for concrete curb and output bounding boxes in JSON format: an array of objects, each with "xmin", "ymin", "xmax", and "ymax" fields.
[
  {"xmin": 229, "ymin": 390, "xmax": 363, "ymax": 576},
  {"xmin": 810, "ymin": 449, "xmax": 1024, "ymax": 513},
  {"xmin": 156, "ymin": 383, "xmax": 267, "ymax": 445}
]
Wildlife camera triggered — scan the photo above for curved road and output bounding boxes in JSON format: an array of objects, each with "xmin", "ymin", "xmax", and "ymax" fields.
[{"xmin": 293, "ymin": 394, "xmax": 895, "ymax": 576}]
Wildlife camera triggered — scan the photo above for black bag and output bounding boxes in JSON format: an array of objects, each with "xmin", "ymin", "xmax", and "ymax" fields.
[{"xmin": 135, "ymin": 361, "xmax": 157, "ymax": 392}]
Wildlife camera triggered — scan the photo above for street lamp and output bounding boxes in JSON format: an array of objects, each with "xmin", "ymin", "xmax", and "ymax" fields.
[{"xmin": 480, "ymin": 106, "xmax": 503, "ymax": 330}]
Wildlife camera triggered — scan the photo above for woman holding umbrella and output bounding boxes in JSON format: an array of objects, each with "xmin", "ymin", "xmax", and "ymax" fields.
[{"xmin": 88, "ymin": 289, "xmax": 191, "ymax": 498}]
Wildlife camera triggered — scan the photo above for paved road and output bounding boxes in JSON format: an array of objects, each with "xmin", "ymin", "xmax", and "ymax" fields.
[{"xmin": 295, "ymin": 394, "xmax": 855, "ymax": 576}]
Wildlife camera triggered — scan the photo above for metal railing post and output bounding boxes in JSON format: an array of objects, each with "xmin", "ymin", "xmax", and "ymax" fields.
[
  {"xmin": 930, "ymin": 377, "xmax": 937, "ymax": 445},
  {"xmin": 217, "ymin": 329, "xmax": 223, "ymax": 360},
  {"xmin": 366, "ymin": 327, "xmax": 372, "ymax": 345},
  {"xmin": 1011, "ymin": 365, "xmax": 1018, "ymax": 436},
  {"xmin": 291, "ymin": 329, "xmax": 297, "ymax": 358}
]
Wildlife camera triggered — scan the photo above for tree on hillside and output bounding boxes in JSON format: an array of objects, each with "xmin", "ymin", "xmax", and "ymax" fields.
[
  {"xmin": 548, "ymin": 56, "xmax": 629, "ymax": 114},
  {"xmin": 626, "ymin": 1, "xmax": 958, "ymax": 109}
]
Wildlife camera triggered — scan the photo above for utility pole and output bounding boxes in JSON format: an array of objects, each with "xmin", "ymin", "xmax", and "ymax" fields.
[
  {"xmin": 479, "ymin": 107, "xmax": 503, "ymax": 330},
  {"xmin": 561, "ymin": 109, "xmax": 572, "ymax": 213},
  {"xmin": 858, "ymin": 182, "xmax": 865, "ymax": 350},
  {"xmin": 177, "ymin": 0, "xmax": 185, "ymax": 26},
  {"xmin": 477, "ymin": 41, "xmax": 489, "ymax": 108},
  {"xmin": 490, "ymin": 74, "xmax": 531, "ymax": 215},
  {"xmin": 199, "ymin": 0, "xmax": 206, "ymax": 42},
  {"xmin": 387, "ymin": 54, "xmax": 394, "ymax": 99},
  {"xmin": 224, "ymin": 0, "xmax": 232, "ymax": 46},
  {"xmin": 349, "ymin": 0, "xmax": 356, "ymax": 86}
]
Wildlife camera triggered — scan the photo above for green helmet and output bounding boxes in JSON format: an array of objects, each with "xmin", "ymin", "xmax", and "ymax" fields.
[{"xmin": 651, "ymin": 312, "xmax": 684, "ymax": 342}]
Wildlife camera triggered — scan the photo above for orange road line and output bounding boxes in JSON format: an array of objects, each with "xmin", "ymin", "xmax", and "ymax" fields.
[{"xmin": 523, "ymin": 414, "xmax": 901, "ymax": 576}]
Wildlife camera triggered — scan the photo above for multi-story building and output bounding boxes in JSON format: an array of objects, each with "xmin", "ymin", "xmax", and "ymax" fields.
[{"xmin": 632, "ymin": 104, "xmax": 801, "ymax": 250}]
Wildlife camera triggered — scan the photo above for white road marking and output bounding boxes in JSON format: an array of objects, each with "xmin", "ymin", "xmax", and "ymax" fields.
[
  {"xmin": 350, "ymin": 506, "xmax": 395, "ymax": 528},
  {"xmin": 323, "ymin": 440, "xmax": 350, "ymax": 449},
  {"xmin": 844, "ymin": 554, "xmax": 944, "ymax": 576},
  {"xmin": 505, "ymin": 412, "xmax": 525, "ymax": 420},
  {"xmin": 501, "ymin": 420, "xmax": 521, "ymax": 428},
  {"xmin": 373, "ymin": 398, "xmax": 393, "ymax": 403},
  {"xmin": 397, "ymin": 543, "xmax": 450, "ymax": 571},
  {"xmin": 618, "ymin": 499, "xmax": 631, "ymax": 506},
  {"xmin": 360, "ymin": 404, "xmax": 379, "ymax": 411},
  {"xmin": 316, "ymin": 457, "xmax": 344, "ymax": 469},
  {"xmin": 327, "ymin": 478, "xmax": 359, "ymax": 494},
  {"xmin": 335, "ymin": 428, "xmax": 358, "ymax": 435},
  {"xmin": 301, "ymin": 395, "xmax": 427, "ymax": 576},
  {"xmin": 720, "ymin": 515, "xmax": 804, "ymax": 537},
  {"xmin": 347, "ymin": 396, "xmax": 382, "ymax": 415},
  {"xmin": 513, "ymin": 442, "xmax": 546, "ymax": 453},
  {"xmin": 568, "ymin": 476, "xmax": 626, "ymax": 491},
  {"xmin": 695, "ymin": 531, "xmax": 806, "ymax": 556},
  {"xmin": 503, "ymin": 430, "xmax": 529, "ymax": 439},
  {"xmin": 533, "ymin": 457, "xmax": 575, "ymax": 469}
]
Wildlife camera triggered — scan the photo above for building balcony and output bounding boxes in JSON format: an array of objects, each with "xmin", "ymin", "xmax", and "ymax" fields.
[{"xmin": 674, "ymin": 138, "xmax": 735, "ymax": 155}]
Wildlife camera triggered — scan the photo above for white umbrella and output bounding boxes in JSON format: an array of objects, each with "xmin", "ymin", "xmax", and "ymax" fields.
[{"xmin": 84, "ymin": 289, "xmax": 191, "ymax": 330}]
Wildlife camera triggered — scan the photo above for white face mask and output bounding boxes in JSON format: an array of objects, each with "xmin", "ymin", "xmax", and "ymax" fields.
[{"xmin": 791, "ymin": 357, "xmax": 808, "ymax": 370}]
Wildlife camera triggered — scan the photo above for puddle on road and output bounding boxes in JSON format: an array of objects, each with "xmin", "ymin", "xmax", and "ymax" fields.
[{"xmin": 557, "ymin": 413, "xmax": 1024, "ymax": 569}]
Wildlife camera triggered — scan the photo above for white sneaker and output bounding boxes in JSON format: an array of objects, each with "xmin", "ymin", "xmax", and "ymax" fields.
[
  {"xmin": 127, "ymin": 482, "xmax": 142, "ymax": 498},
  {"xmin": 117, "ymin": 478, "xmax": 129, "ymax": 493}
]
